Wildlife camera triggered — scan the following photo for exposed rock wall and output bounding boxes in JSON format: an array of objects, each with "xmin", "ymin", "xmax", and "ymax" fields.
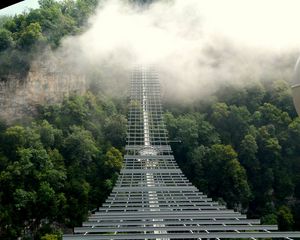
[{"xmin": 0, "ymin": 61, "xmax": 86, "ymax": 121}]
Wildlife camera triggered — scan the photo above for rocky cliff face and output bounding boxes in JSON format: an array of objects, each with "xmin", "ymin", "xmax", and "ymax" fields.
[{"xmin": 0, "ymin": 61, "xmax": 86, "ymax": 121}]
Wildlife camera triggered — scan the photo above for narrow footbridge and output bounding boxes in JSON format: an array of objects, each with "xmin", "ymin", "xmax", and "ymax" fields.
[{"xmin": 64, "ymin": 66, "xmax": 300, "ymax": 239}]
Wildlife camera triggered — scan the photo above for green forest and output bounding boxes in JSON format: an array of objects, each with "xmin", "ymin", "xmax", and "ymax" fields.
[
  {"xmin": 164, "ymin": 79, "xmax": 300, "ymax": 230},
  {"xmin": 0, "ymin": 0, "xmax": 300, "ymax": 239}
]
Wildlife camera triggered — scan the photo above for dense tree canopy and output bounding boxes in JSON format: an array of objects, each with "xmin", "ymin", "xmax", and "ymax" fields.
[
  {"xmin": 0, "ymin": 93, "xmax": 126, "ymax": 239},
  {"xmin": 165, "ymin": 78, "xmax": 300, "ymax": 231},
  {"xmin": 0, "ymin": 0, "xmax": 99, "ymax": 76}
]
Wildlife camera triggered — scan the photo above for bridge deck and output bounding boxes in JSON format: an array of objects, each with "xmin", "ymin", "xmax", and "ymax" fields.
[{"xmin": 64, "ymin": 66, "xmax": 300, "ymax": 239}]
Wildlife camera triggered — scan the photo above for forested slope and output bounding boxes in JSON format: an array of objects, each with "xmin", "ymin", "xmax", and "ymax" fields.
[
  {"xmin": 0, "ymin": 1, "xmax": 127, "ymax": 239},
  {"xmin": 165, "ymin": 78, "xmax": 300, "ymax": 231},
  {"xmin": 0, "ymin": 0, "xmax": 98, "ymax": 77},
  {"xmin": 0, "ymin": 93, "xmax": 127, "ymax": 239}
]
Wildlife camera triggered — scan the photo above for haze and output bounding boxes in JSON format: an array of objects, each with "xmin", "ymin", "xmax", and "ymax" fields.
[{"xmin": 56, "ymin": 0, "xmax": 300, "ymax": 101}]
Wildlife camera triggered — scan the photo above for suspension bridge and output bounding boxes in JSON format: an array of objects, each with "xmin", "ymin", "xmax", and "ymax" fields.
[{"xmin": 64, "ymin": 66, "xmax": 300, "ymax": 239}]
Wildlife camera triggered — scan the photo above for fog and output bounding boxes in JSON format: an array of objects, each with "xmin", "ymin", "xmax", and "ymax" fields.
[{"xmin": 55, "ymin": 0, "xmax": 300, "ymax": 101}]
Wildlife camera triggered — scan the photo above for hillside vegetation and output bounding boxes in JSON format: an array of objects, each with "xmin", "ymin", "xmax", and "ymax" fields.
[
  {"xmin": 165, "ymin": 78, "xmax": 300, "ymax": 231},
  {"xmin": 0, "ymin": 93, "xmax": 127, "ymax": 239},
  {"xmin": 0, "ymin": 0, "xmax": 98, "ymax": 77}
]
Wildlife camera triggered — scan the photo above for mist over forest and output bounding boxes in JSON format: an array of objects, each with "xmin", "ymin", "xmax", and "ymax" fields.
[{"xmin": 0, "ymin": 0, "xmax": 300, "ymax": 239}]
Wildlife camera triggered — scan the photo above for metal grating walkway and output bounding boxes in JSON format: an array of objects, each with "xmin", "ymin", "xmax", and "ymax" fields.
[{"xmin": 64, "ymin": 66, "xmax": 300, "ymax": 239}]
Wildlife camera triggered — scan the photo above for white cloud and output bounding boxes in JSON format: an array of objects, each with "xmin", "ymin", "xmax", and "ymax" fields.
[{"xmin": 57, "ymin": 0, "xmax": 300, "ymax": 101}]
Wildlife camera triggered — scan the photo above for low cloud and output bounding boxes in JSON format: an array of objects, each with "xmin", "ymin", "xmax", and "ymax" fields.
[{"xmin": 54, "ymin": 0, "xmax": 300, "ymax": 101}]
